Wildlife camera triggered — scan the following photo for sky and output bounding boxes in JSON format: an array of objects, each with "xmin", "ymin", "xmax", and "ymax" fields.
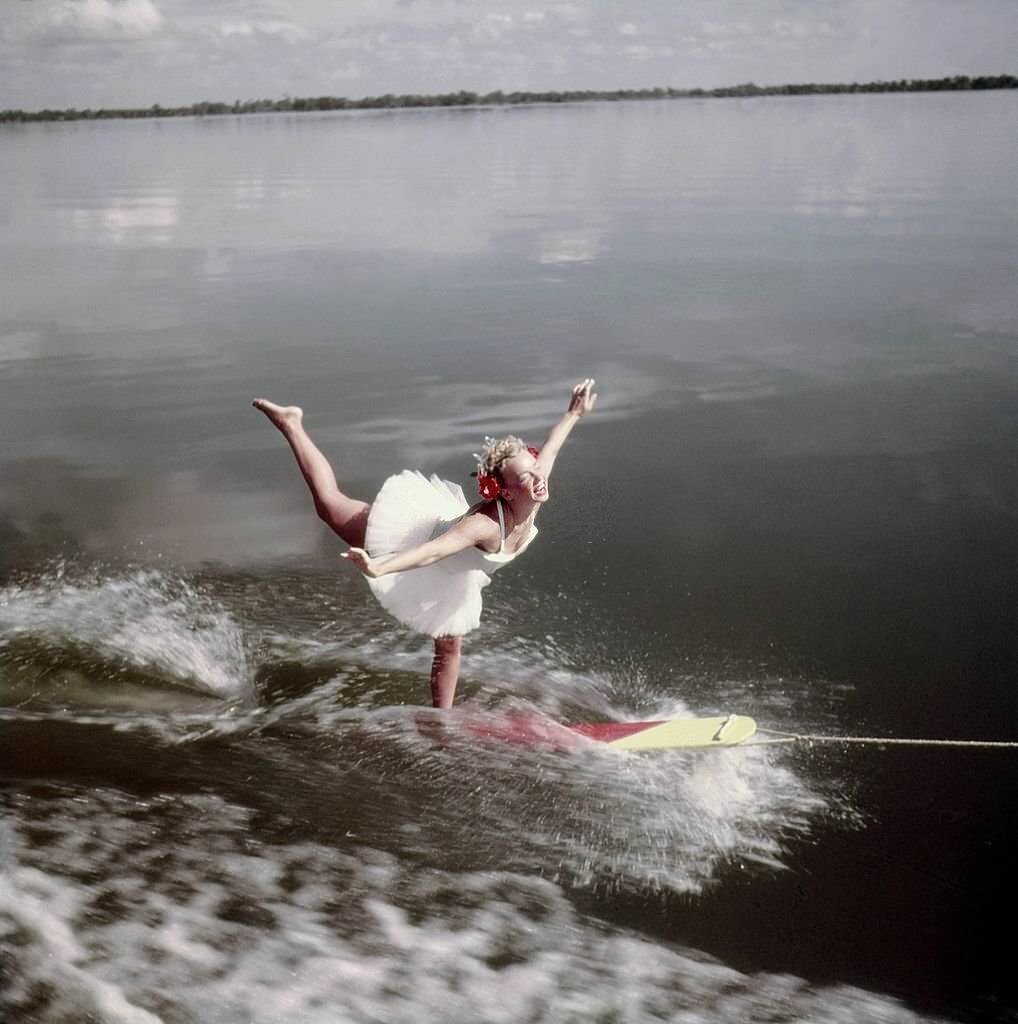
[{"xmin": 2, "ymin": 0, "xmax": 1016, "ymax": 110}]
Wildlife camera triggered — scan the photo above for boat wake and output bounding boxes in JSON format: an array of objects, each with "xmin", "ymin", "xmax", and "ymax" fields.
[
  {"xmin": 0, "ymin": 787, "xmax": 936, "ymax": 1024},
  {"xmin": 0, "ymin": 566, "xmax": 251, "ymax": 714},
  {"xmin": 0, "ymin": 565, "xmax": 840, "ymax": 898}
]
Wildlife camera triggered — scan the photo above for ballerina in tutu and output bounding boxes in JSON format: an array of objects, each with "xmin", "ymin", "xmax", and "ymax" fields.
[{"xmin": 253, "ymin": 379, "xmax": 597, "ymax": 708}]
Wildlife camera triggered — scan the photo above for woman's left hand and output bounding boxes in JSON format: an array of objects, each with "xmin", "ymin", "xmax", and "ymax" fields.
[
  {"xmin": 567, "ymin": 378, "xmax": 597, "ymax": 417},
  {"xmin": 342, "ymin": 547, "xmax": 380, "ymax": 578}
]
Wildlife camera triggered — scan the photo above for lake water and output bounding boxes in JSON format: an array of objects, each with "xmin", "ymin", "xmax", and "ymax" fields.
[{"xmin": 1, "ymin": 92, "xmax": 1016, "ymax": 1022}]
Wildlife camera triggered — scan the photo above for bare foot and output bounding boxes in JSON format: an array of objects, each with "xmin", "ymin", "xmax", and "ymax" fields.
[{"xmin": 252, "ymin": 399, "xmax": 303, "ymax": 432}]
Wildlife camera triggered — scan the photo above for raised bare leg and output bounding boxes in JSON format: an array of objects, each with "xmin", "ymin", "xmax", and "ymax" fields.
[
  {"xmin": 253, "ymin": 399, "xmax": 370, "ymax": 548},
  {"xmin": 430, "ymin": 636, "xmax": 463, "ymax": 708}
]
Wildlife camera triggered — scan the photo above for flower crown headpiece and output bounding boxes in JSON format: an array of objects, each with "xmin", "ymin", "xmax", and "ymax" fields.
[{"xmin": 471, "ymin": 435, "xmax": 540, "ymax": 500}]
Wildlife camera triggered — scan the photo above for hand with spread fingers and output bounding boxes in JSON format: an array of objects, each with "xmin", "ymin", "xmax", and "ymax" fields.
[{"xmin": 567, "ymin": 378, "xmax": 598, "ymax": 418}]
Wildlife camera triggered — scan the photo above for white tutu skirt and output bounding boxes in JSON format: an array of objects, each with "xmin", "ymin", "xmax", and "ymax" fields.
[{"xmin": 364, "ymin": 471, "xmax": 493, "ymax": 638}]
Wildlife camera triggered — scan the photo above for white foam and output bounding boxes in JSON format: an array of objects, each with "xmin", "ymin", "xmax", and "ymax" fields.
[
  {"xmin": 0, "ymin": 866, "xmax": 162, "ymax": 1024},
  {"xmin": 1, "ymin": 789, "xmax": 942, "ymax": 1024},
  {"xmin": 0, "ymin": 563, "xmax": 839, "ymax": 900},
  {"xmin": 0, "ymin": 566, "xmax": 251, "ymax": 700}
]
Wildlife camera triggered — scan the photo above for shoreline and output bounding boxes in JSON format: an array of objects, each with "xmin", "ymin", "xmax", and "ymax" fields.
[{"xmin": 3, "ymin": 73, "xmax": 1015, "ymax": 125}]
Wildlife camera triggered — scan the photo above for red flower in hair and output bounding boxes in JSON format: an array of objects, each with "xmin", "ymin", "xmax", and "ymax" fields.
[
  {"xmin": 477, "ymin": 473, "xmax": 501, "ymax": 500},
  {"xmin": 472, "ymin": 442, "xmax": 538, "ymax": 500}
]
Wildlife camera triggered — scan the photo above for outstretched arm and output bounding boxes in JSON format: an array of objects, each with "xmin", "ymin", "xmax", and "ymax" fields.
[
  {"xmin": 342, "ymin": 513, "xmax": 497, "ymax": 579},
  {"xmin": 535, "ymin": 378, "xmax": 597, "ymax": 479}
]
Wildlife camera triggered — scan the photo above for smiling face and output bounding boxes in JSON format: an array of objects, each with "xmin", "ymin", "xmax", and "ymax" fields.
[{"xmin": 498, "ymin": 450, "xmax": 548, "ymax": 505}]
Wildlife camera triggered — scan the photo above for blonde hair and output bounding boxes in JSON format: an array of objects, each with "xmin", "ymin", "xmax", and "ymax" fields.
[{"xmin": 474, "ymin": 435, "xmax": 525, "ymax": 481}]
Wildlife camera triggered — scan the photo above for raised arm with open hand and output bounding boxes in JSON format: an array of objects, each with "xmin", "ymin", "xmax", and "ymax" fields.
[{"xmin": 534, "ymin": 378, "xmax": 597, "ymax": 479}]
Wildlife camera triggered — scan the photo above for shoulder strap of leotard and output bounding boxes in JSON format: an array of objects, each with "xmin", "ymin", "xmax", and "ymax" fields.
[{"xmin": 495, "ymin": 498, "xmax": 506, "ymax": 554}]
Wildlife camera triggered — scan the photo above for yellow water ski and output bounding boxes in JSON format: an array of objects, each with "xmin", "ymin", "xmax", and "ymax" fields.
[{"xmin": 570, "ymin": 714, "xmax": 757, "ymax": 751}]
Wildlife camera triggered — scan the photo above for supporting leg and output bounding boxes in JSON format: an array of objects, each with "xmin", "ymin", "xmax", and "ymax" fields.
[
  {"xmin": 253, "ymin": 399, "xmax": 370, "ymax": 548},
  {"xmin": 430, "ymin": 636, "xmax": 463, "ymax": 709}
]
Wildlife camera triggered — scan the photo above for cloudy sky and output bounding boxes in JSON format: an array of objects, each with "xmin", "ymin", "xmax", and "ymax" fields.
[{"xmin": 3, "ymin": 0, "xmax": 1016, "ymax": 110}]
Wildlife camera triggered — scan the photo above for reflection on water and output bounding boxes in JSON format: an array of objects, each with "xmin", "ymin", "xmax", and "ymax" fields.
[
  {"xmin": 4, "ymin": 95, "xmax": 1012, "ymax": 263},
  {"xmin": 537, "ymin": 227, "xmax": 605, "ymax": 264},
  {"xmin": 55, "ymin": 191, "xmax": 179, "ymax": 246}
]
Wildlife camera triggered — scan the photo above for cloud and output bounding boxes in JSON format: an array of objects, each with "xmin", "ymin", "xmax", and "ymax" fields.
[
  {"xmin": 772, "ymin": 19, "xmax": 810, "ymax": 39},
  {"xmin": 622, "ymin": 44, "xmax": 655, "ymax": 60},
  {"xmin": 4, "ymin": 0, "xmax": 1017, "ymax": 111},
  {"xmin": 218, "ymin": 19, "xmax": 312, "ymax": 44},
  {"xmin": 546, "ymin": 3, "xmax": 583, "ymax": 25},
  {"xmin": 474, "ymin": 12, "xmax": 515, "ymax": 41},
  {"xmin": 29, "ymin": 0, "xmax": 164, "ymax": 43},
  {"xmin": 701, "ymin": 19, "xmax": 753, "ymax": 38}
]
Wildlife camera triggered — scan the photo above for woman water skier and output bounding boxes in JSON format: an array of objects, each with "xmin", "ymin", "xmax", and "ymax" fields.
[{"xmin": 253, "ymin": 378, "xmax": 597, "ymax": 708}]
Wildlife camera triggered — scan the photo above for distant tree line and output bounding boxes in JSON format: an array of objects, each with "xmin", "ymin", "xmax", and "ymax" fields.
[{"xmin": 2, "ymin": 75, "xmax": 1015, "ymax": 124}]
